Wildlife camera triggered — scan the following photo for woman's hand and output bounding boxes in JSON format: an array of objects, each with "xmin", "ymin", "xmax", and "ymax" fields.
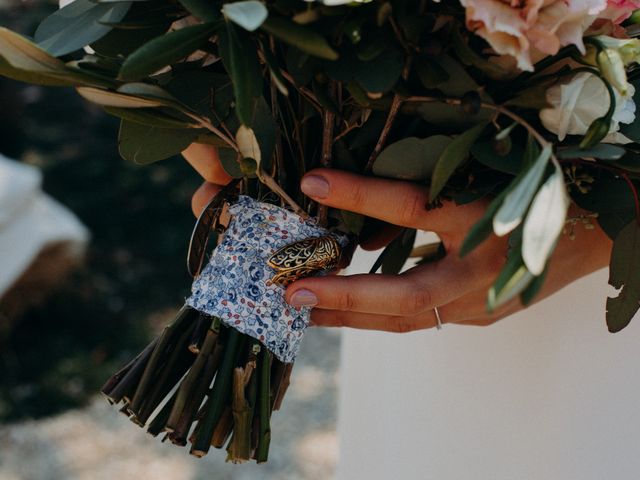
[
  {"xmin": 287, "ymin": 169, "xmax": 613, "ymax": 331},
  {"xmin": 184, "ymin": 144, "xmax": 613, "ymax": 332}
]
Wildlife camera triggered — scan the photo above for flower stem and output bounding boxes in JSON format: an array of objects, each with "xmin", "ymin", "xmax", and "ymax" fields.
[
  {"xmin": 255, "ymin": 349, "xmax": 273, "ymax": 463},
  {"xmin": 190, "ymin": 328, "xmax": 243, "ymax": 457}
]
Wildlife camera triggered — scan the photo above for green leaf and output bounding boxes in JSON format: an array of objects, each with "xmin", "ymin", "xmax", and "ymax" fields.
[
  {"xmin": 0, "ymin": 55, "xmax": 71, "ymax": 86},
  {"xmin": 77, "ymin": 86, "xmax": 167, "ymax": 108},
  {"xmin": 488, "ymin": 250, "xmax": 535, "ymax": 312},
  {"xmin": 373, "ymin": 136, "xmax": 452, "ymax": 181},
  {"xmin": 165, "ymin": 72, "xmax": 234, "ymax": 124},
  {"xmin": 222, "ymin": 1, "xmax": 268, "ymax": 31},
  {"xmin": 492, "ymin": 145, "xmax": 551, "ymax": 236},
  {"xmin": 260, "ymin": 41, "xmax": 289, "ymax": 95},
  {"xmin": 356, "ymin": 48, "xmax": 403, "ymax": 93},
  {"xmin": 119, "ymin": 22, "xmax": 220, "ymax": 81},
  {"xmin": 218, "ymin": 22, "xmax": 263, "ymax": 126},
  {"xmin": 415, "ymin": 56, "xmax": 449, "ymax": 89},
  {"xmin": 35, "ymin": 0, "xmax": 132, "ymax": 57},
  {"xmin": 522, "ymin": 166, "xmax": 568, "ymax": 275},
  {"xmin": 557, "ymin": 144, "xmax": 626, "ymax": 161},
  {"xmin": 217, "ymin": 148, "xmax": 243, "ymax": 178},
  {"xmin": 0, "ymin": 28, "xmax": 114, "ymax": 87},
  {"xmin": 103, "ymin": 106, "xmax": 198, "ymax": 128},
  {"xmin": 520, "ymin": 264, "xmax": 548, "ymax": 306},
  {"xmin": 178, "ymin": 0, "xmax": 219, "ymax": 22},
  {"xmin": 607, "ymin": 220, "xmax": 640, "ymax": 332},
  {"xmin": 471, "ymin": 139, "xmax": 525, "ymax": 175},
  {"xmin": 0, "ymin": 27, "xmax": 67, "ymax": 73},
  {"xmin": 381, "ymin": 228, "xmax": 417, "ymax": 275},
  {"xmin": 261, "ymin": 16, "xmax": 338, "ymax": 61},
  {"xmin": 118, "ymin": 119, "xmax": 200, "ymax": 163},
  {"xmin": 430, "ymin": 122, "xmax": 488, "ymax": 201},
  {"xmin": 459, "ymin": 187, "xmax": 510, "ymax": 257}
]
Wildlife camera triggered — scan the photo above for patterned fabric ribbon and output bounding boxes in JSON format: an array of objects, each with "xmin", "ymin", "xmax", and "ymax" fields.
[{"xmin": 186, "ymin": 196, "xmax": 347, "ymax": 363}]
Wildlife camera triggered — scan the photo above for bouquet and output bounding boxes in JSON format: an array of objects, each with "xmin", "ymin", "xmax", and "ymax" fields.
[{"xmin": 2, "ymin": 0, "xmax": 640, "ymax": 464}]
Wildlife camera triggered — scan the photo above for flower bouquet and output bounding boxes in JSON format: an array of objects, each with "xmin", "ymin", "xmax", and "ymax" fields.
[{"xmin": 2, "ymin": 0, "xmax": 640, "ymax": 465}]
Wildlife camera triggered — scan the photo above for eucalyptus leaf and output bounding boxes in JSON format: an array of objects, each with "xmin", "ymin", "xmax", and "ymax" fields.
[
  {"xmin": 35, "ymin": 0, "xmax": 132, "ymax": 57},
  {"xmin": 415, "ymin": 56, "xmax": 449, "ymax": 89},
  {"xmin": 77, "ymin": 86, "xmax": 167, "ymax": 108},
  {"xmin": 487, "ymin": 250, "xmax": 535, "ymax": 311},
  {"xmin": 459, "ymin": 186, "xmax": 510, "ymax": 257},
  {"xmin": 118, "ymin": 119, "xmax": 200, "ymax": 163},
  {"xmin": 218, "ymin": 22, "xmax": 263, "ymax": 126},
  {"xmin": 520, "ymin": 264, "xmax": 548, "ymax": 305},
  {"xmin": 261, "ymin": 16, "xmax": 338, "ymax": 61},
  {"xmin": 557, "ymin": 144, "xmax": 626, "ymax": 161},
  {"xmin": 493, "ymin": 145, "xmax": 551, "ymax": 236},
  {"xmin": 373, "ymin": 136, "xmax": 451, "ymax": 181},
  {"xmin": 222, "ymin": 1, "xmax": 268, "ymax": 32},
  {"xmin": 119, "ymin": 22, "xmax": 220, "ymax": 81},
  {"xmin": 430, "ymin": 122, "xmax": 488, "ymax": 201},
  {"xmin": 178, "ymin": 0, "xmax": 219, "ymax": 22},
  {"xmin": 165, "ymin": 72, "xmax": 234, "ymax": 125},
  {"xmin": 522, "ymin": 167, "xmax": 569, "ymax": 275},
  {"xmin": 218, "ymin": 148, "xmax": 244, "ymax": 178},
  {"xmin": 104, "ymin": 106, "xmax": 198, "ymax": 128},
  {"xmin": 607, "ymin": 220, "xmax": 640, "ymax": 332},
  {"xmin": 0, "ymin": 28, "xmax": 67, "ymax": 73},
  {"xmin": 471, "ymin": 139, "xmax": 524, "ymax": 175}
]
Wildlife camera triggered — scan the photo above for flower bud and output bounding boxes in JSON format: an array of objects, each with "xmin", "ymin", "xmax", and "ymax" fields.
[
  {"xmin": 597, "ymin": 48, "xmax": 628, "ymax": 95},
  {"xmin": 594, "ymin": 36, "xmax": 640, "ymax": 65},
  {"xmin": 580, "ymin": 117, "xmax": 611, "ymax": 149}
]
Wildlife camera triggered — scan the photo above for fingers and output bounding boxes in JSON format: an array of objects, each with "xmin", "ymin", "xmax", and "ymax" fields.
[
  {"xmin": 285, "ymin": 258, "xmax": 482, "ymax": 316},
  {"xmin": 309, "ymin": 287, "xmax": 522, "ymax": 332},
  {"xmin": 182, "ymin": 143, "xmax": 233, "ymax": 185},
  {"xmin": 310, "ymin": 308, "xmax": 439, "ymax": 332},
  {"xmin": 300, "ymin": 168, "xmax": 486, "ymax": 234},
  {"xmin": 191, "ymin": 182, "xmax": 222, "ymax": 217}
]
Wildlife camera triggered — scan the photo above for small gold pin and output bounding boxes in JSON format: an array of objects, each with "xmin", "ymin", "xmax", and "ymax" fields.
[{"xmin": 267, "ymin": 235, "xmax": 342, "ymax": 286}]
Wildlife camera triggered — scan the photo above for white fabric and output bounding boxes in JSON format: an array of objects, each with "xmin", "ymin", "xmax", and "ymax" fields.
[
  {"xmin": 0, "ymin": 154, "xmax": 89, "ymax": 297},
  {"xmin": 337, "ymin": 245, "xmax": 640, "ymax": 480}
]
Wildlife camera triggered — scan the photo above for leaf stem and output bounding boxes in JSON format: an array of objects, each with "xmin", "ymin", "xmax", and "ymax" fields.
[{"xmin": 365, "ymin": 93, "xmax": 402, "ymax": 172}]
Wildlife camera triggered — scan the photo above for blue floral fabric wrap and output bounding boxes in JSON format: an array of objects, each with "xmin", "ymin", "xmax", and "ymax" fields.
[{"xmin": 186, "ymin": 195, "xmax": 346, "ymax": 363}]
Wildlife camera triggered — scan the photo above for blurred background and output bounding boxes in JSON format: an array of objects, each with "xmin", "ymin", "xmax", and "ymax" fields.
[{"xmin": 0, "ymin": 1, "xmax": 339, "ymax": 478}]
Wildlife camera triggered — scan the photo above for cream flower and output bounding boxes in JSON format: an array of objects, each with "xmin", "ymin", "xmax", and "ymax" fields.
[
  {"xmin": 461, "ymin": 0, "xmax": 607, "ymax": 71},
  {"xmin": 539, "ymin": 71, "xmax": 635, "ymax": 143}
]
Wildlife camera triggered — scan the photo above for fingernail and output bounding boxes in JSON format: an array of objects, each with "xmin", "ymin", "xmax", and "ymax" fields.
[
  {"xmin": 301, "ymin": 175, "xmax": 329, "ymax": 199},
  {"xmin": 289, "ymin": 289, "xmax": 318, "ymax": 307}
]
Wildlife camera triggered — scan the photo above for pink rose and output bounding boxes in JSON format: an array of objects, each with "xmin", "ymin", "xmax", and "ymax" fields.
[
  {"xmin": 461, "ymin": 0, "xmax": 607, "ymax": 71},
  {"xmin": 599, "ymin": 0, "xmax": 640, "ymax": 23}
]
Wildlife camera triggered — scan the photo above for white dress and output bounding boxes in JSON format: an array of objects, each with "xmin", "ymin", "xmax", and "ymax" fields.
[{"xmin": 336, "ymin": 248, "xmax": 640, "ymax": 480}]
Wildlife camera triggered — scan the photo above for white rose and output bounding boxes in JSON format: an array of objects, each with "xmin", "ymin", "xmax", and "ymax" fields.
[{"xmin": 540, "ymin": 71, "xmax": 635, "ymax": 143}]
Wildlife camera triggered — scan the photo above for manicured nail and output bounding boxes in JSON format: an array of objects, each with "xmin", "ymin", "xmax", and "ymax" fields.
[
  {"xmin": 289, "ymin": 289, "xmax": 318, "ymax": 307},
  {"xmin": 301, "ymin": 175, "xmax": 329, "ymax": 199}
]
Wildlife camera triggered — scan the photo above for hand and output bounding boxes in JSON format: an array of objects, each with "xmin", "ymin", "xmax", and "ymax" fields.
[
  {"xmin": 183, "ymin": 144, "xmax": 613, "ymax": 332},
  {"xmin": 285, "ymin": 169, "xmax": 613, "ymax": 331}
]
